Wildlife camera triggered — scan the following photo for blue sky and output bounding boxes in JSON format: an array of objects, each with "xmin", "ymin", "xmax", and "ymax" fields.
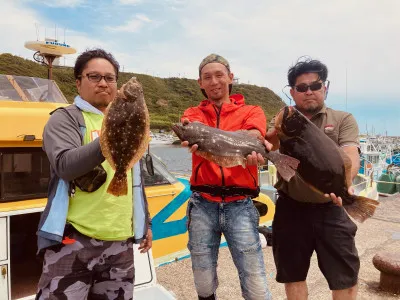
[{"xmin": 1, "ymin": 0, "xmax": 399, "ymax": 135}]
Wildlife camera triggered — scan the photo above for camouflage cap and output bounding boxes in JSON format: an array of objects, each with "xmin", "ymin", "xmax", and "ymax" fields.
[{"xmin": 198, "ymin": 54, "xmax": 230, "ymax": 76}]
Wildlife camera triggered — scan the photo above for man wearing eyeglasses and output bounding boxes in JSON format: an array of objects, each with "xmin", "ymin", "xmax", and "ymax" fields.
[
  {"xmin": 36, "ymin": 48, "xmax": 152, "ymax": 299},
  {"xmin": 266, "ymin": 58, "xmax": 360, "ymax": 300}
]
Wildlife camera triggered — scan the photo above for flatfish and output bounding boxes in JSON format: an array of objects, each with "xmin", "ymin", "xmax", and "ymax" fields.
[
  {"xmin": 172, "ymin": 122, "xmax": 300, "ymax": 182},
  {"xmin": 275, "ymin": 106, "xmax": 379, "ymax": 222},
  {"xmin": 100, "ymin": 77, "xmax": 150, "ymax": 196}
]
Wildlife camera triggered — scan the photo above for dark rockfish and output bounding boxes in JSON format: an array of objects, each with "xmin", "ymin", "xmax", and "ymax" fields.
[
  {"xmin": 275, "ymin": 106, "xmax": 379, "ymax": 222},
  {"xmin": 100, "ymin": 77, "xmax": 150, "ymax": 196},
  {"xmin": 172, "ymin": 122, "xmax": 300, "ymax": 182}
]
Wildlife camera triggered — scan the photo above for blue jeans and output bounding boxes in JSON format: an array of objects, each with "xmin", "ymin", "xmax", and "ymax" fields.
[{"xmin": 187, "ymin": 193, "xmax": 271, "ymax": 300}]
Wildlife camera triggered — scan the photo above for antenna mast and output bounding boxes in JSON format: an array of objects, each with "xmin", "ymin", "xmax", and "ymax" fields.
[{"xmin": 25, "ymin": 25, "xmax": 76, "ymax": 80}]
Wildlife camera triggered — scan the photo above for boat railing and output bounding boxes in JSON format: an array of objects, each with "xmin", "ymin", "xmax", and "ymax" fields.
[{"xmin": 359, "ymin": 154, "xmax": 382, "ymax": 180}]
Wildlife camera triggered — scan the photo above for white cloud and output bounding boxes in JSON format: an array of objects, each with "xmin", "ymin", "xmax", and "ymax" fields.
[
  {"xmin": 25, "ymin": 0, "xmax": 86, "ymax": 7},
  {"xmin": 105, "ymin": 14, "xmax": 151, "ymax": 33},
  {"xmin": 162, "ymin": 0, "xmax": 400, "ymax": 101},
  {"xmin": 119, "ymin": 0, "xmax": 142, "ymax": 5},
  {"xmin": 136, "ymin": 14, "xmax": 151, "ymax": 22},
  {"xmin": 0, "ymin": 1, "xmax": 111, "ymax": 66},
  {"xmin": 0, "ymin": 2, "xmax": 41, "ymax": 58},
  {"xmin": 1, "ymin": 0, "xmax": 399, "ymax": 134}
]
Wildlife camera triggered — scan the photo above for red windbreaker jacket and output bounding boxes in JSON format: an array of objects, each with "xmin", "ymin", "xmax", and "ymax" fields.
[{"xmin": 182, "ymin": 94, "xmax": 267, "ymax": 202}]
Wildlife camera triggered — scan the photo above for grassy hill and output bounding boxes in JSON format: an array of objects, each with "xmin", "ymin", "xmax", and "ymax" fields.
[{"xmin": 0, "ymin": 53, "xmax": 285, "ymax": 129}]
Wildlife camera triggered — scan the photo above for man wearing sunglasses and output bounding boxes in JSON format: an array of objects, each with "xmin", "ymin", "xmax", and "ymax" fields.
[
  {"xmin": 36, "ymin": 48, "xmax": 152, "ymax": 299},
  {"xmin": 266, "ymin": 58, "xmax": 360, "ymax": 300}
]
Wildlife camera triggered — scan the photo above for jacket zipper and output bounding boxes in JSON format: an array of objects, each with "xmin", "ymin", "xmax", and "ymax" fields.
[
  {"xmin": 213, "ymin": 105, "xmax": 225, "ymax": 201},
  {"xmin": 194, "ymin": 162, "xmax": 203, "ymax": 183}
]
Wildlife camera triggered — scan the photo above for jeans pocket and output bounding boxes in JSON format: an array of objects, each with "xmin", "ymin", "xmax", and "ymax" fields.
[{"xmin": 247, "ymin": 200, "xmax": 260, "ymax": 226}]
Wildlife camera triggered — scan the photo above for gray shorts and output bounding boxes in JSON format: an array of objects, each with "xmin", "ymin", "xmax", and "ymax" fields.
[{"xmin": 37, "ymin": 227, "xmax": 134, "ymax": 300}]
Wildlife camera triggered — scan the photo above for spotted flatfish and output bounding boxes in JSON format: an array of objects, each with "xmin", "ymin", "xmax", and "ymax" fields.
[
  {"xmin": 172, "ymin": 122, "xmax": 300, "ymax": 182},
  {"xmin": 100, "ymin": 77, "xmax": 150, "ymax": 196}
]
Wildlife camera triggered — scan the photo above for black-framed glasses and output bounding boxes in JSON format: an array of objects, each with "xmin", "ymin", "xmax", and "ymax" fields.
[
  {"xmin": 294, "ymin": 81, "xmax": 324, "ymax": 93},
  {"xmin": 79, "ymin": 73, "xmax": 118, "ymax": 83}
]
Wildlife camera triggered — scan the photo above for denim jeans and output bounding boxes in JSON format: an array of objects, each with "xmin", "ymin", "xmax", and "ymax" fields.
[{"xmin": 187, "ymin": 193, "xmax": 271, "ymax": 300}]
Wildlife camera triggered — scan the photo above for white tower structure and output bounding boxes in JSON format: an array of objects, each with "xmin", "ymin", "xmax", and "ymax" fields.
[{"xmin": 24, "ymin": 31, "xmax": 77, "ymax": 80}]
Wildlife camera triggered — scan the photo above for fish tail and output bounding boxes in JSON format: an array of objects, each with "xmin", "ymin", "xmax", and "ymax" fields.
[
  {"xmin": 107, "ymin": 172, "xmax": 128, "ymax": 196},
  {"xmin": 267, "ymin": 151, "xmax": 300, "ymax": 182},
  {"xmin": 344, "ymin": 195, "xmax": 380, "ymax": 223}
]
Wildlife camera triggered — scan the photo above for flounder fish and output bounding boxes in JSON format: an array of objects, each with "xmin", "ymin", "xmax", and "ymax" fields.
[
  {"xmin": 172, "ymin": 122, "xmax": 300, "ymax": 182},
  {"xmin": 100, "ymin": 77, "xmax": 150, "ymax": 196},
  {"xmin": 275, "ymin": 106, "xmax": 379, "ymax": 222}
]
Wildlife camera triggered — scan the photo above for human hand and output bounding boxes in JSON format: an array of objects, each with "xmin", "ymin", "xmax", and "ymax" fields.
[
  {"xmin": 260, "ymin": 135, "xmax": 273, "ymax": 152},
  {"xmin": 324, "ymin": 187, "xmax": 354, "ymax": 206},
  {"xmin": 181, "ymin": 141, "xmax": 198, "ymax": 153},
  {"xmin": 265, "ymin": 129, "xmax": 280, "ymax": 151},
  {"xmin": 246, "ymin": 151, "xmax": 265, "ymax": 166},
  {"xmin": 181, "ymin": 119, "xmax": 198, "ymax": 153},
  {"xmin": 138, "ymin": 229, "xmax": 152, "ymax": 253}
]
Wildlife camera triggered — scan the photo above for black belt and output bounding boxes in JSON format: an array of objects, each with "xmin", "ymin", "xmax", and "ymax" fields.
[{"xmin": 191, "ymin": 185, "xmax": 260, "ymax": 198}]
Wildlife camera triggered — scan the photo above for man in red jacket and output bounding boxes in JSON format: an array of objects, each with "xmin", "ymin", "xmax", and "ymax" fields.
[{"xmin": 181, "ymin": 54, "xmax": 272, "ymax": 300}]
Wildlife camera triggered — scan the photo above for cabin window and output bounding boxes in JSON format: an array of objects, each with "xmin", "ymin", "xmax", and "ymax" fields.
[
  {"xmin": 0, "ymin": 148, "xmax": 50, "ymax": 202},
  {"xmin": 142, "ymin": 155, "xmax": 177, "ymax": 186},
  {"xmin": 0, "ymin": 75, "xmax": 68, "ymax": 103}
]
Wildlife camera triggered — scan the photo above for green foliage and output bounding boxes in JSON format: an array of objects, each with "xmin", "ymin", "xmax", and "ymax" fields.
[{"xmin": 0, "ymin": 53, "xmax": 285, "ymax": 130}]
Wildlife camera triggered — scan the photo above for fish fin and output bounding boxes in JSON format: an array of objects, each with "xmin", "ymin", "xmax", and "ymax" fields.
[
  {"xmin": 100, "ymin": 119, "xmax": 116, "ymax": 171},
  {"xmin": 306, "ymin": 181, "xmax": 325, "ymax": 195},
  {"xmin": 343, "ymin": 195, "xmax": 380, "ymax": 223},
  {"xmin": 127, "ymin": 106, "xmax": 151, "ymax": 170},
  {"xmin": 196, "ymin": 150, "xmax": 245, "ymax": 168},
  {"xmin": 266, "ymin": 151, "xmax": 300, "ymax": 182},
  {"xmin": 127, "ymin": 132, "xmax": 150, "ymax": 170},
  {"xmin": 338, "ymin": 148, "xmax": 353, "ymax": 188},
  {"xmin": 107, "ymin": 172, "xmax": 128, "ymax": 196}
]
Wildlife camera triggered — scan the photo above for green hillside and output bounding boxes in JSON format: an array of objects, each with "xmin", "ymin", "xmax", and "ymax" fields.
[{"xmin": 0, "ymin": 53, "xmax": 285, "ymax": 129}]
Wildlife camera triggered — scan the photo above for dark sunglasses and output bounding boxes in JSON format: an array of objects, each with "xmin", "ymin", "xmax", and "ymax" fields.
[{"xmin": 294, "ymin": 81, "xmax": 324, "ymax": 93}]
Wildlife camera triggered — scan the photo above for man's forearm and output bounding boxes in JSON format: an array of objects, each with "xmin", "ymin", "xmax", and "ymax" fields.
[
  {"xmin": 246, "ymin": 129, "xmax": 262, "ymax": 137},
  {"xmin": 43, "ymin": 111, "xmax": 105, "ymax": 182},
  {"xmin": 55, "ymin": 139, "xmax": 105, "ymax": 181},
  {"xmin": 343, "ymin": 146, "xmax": 360, "ymax": 180}
]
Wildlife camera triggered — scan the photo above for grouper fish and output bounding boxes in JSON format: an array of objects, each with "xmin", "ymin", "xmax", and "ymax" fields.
[
  {"xmin": 100, "ymin": 77, "xmax": 150, "ymax": 196},
  {"xmin": 171, "ymin": 122, "xmax": 300, "ymax": 182},
  {"xmin": 274, "ymin": 106, "xmax": 379, "ymax": 222}
]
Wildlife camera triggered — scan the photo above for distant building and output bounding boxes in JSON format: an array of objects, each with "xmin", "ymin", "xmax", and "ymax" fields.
[{"xmin": 233, "ymin": 77, "xmax": 240, "ymax": 84}]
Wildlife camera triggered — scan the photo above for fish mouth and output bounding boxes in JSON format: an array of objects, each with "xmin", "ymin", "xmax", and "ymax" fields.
[
  {"xmin": 275, "ymin": 106, "xmax": 296, "ymax": 137},
  {"xmin": 120, "ymin": 77, "xmax": 141, "ymax": 100},
  {"xmin": 274, "ymin": 107, "xmax": 284, "ymax": 134},
  {"xmin": 284, "ymin": 106, "xmax": 295, "ymax": 119},
  {"xmin": 171, "ymin": 123, "xmax": 184, "ymax": 141},
  {"xmin": 275, "ymin": 106, "xmax": 294, "ymax": 133}
]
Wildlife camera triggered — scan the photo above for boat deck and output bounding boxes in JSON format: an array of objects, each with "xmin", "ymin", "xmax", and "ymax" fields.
[{"xmin": 157, "ymin": 194, "xmax": 400, "ymax": 299}]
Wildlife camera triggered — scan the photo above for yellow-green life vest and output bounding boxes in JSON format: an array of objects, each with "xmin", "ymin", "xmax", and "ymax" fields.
[{"xmin": 67, "ymin": 111, "xmax": 133, "ymax": 240}]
